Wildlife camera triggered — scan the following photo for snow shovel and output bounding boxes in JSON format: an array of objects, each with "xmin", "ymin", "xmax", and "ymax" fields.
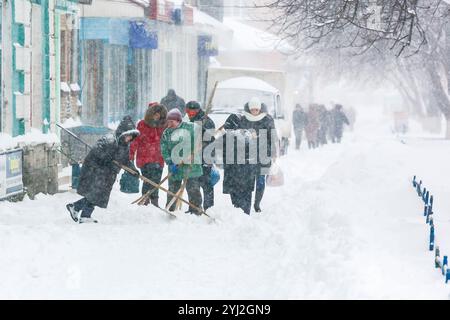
[
  {"xmin": 132, "ymin": 173, "xmax": 172, "ymax": 205},
  {"xmin": 115, "ymin": 161, "xmax": 216, "ymax": 222},
  {"xmin": 175, "ymin": 168, "xmax": 191, "ymax": 211}
]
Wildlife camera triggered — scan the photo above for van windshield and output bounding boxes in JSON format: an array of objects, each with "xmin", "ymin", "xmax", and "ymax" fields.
[{"xmin": 211, "ymin": 89, "xmax": 276, "ymax": 115}]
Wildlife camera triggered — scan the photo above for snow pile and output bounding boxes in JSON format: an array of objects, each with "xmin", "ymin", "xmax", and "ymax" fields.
[
  {"xmin": 14, "ymin": 129, "xmax": 60, "ymax": 147},
  {"xmin": 222, "ymin": 18, "xmax": 293, "ymax": 53},
  {"xmin": 1, "ymin": 105, "xmax": 450, "ymax": 299},
  {"xmin": 61, "ymin": 117, "xmax": 83, "ymax": 129},
  {"xmin": 217, "ymin": 77, "xmax": 279, "ymax": 93},
  {"xmin": 0, "ymin": 133, "xmax": 17, "ymax": 152},
  {"xmin": 0, "ymin": 129, "xmax": 60, "ymax": 152}
]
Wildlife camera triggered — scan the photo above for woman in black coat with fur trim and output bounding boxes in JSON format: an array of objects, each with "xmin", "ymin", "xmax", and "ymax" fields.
[
  {"xmin": 66, "ymin": 116, "xmax": 140, "ymax": 224},
  {"xmin": 223, "ymin": 98, "xmax": 277, "ymax": 215}
]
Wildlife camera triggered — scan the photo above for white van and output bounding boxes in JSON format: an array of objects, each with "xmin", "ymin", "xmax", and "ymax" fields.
[{"xmin": 210, "ymin": 77, "xmax": 291, "ymax": 155}]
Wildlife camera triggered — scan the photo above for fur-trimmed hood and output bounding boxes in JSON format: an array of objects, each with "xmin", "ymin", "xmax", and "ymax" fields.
[
  {"xmin": 118, "ymin": 129, "xmax": 140, "ymax": 145},
  {"xmin": 144, "ymin": 104, "xmax": 168, "ymax": 128}
]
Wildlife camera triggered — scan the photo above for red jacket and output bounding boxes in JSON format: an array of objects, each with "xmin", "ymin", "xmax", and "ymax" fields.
[{"xmin": 130, "ymin": 120, "xmax": 165, "ymax": 168}]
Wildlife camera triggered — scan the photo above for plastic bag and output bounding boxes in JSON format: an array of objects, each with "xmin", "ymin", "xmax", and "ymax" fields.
[
  {"xmin": 210, "ymin": 165, "xmax": 221, "ymax": 187},
  {"xmin": 120, "ymin": 171, "xmax": 140, "ymax": 194},
  {"xmin": 266, "ymin": 163, "xmax": 284, "ymax": 187}
]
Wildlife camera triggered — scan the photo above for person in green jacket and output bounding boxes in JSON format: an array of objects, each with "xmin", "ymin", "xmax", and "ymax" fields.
[{"xmin": 160, "ymin": 109, "xmax": 203, "ymax": 214}]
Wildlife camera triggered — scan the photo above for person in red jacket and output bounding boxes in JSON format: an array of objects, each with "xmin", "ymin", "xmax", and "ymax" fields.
[{"xmin": 130, "ymin": 103, "xmax": 168, "ymax": 207}]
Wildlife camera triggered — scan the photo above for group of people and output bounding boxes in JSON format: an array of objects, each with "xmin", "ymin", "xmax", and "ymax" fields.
[
  {"xmin": 292, "ymin": 103, "xmax": 353, "ymax": 150},
  {"xmin": 66, "ymin": 89, "xmax": 277, "ymax": 223}
]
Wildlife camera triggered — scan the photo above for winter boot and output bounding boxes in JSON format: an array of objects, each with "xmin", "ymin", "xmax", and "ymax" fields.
[
  {"xmin": 254, "ymin": 203, "xmax": 262, "ymax": 213},
  {"xmin": 66, "ymin": 204, "xmax": 80, "ymax": 223},
  {"xmin": 142, "ymin": 198, "xmax": 150, "ymax": 206},
  {"xmin": 151, "ymin": 198, "xmax": 159, "ymax": 208}
]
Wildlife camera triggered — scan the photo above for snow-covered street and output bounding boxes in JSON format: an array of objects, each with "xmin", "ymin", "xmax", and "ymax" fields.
[{"xmin": 2, "ymin": 108, "xmax": 450, "ymax": 299}]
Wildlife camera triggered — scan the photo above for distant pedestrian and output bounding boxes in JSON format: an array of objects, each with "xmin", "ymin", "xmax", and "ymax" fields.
[
  {"xmin": 317, "ymin": 104, "xmax": 331, "ymax": 146},
  {"xmin": 330, "ymin": 104, "xmax": 350, "ymax": 143},
  {"xmin": 292, "ymin": 104, "xmax": 308, "ymax": 150},
  {"xmin": 160, "ymin": 89, "xmax": 186, "ymax": 115},
  {"xmin": 305, "ymin": 104, "xmax": 320, "ymax": 149}
]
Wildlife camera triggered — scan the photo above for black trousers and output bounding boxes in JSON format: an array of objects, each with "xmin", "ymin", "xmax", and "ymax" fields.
[
  {"xmin": 294, "ymin": 128, "xmax": 303, "ymax": 149},
  {"xmin": 73, "ymin": 197, "xmax": 95, "ymax": 218},
  {"xmin": 140, "ymin": 163, "xmax": 163, "ymax": 200},
  {"xmin": 199, "ymin": 166, "xmax": 214, "ymax": 210},
  {"xmin": 232, "ymin": 175, "xmax": 266, "ymax": 215},
  {"xmin": 166, "ymin": 177, "xmax": 203, "ymax": 214}
]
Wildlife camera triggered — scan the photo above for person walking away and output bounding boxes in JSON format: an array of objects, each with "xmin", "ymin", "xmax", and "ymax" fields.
[
  {"xmin": 160, "ymin": 89, "xmax": 186, "ymax": 116},
  {"xmin": 305, "ymin": 104, "xmax": 320, "ymax": 149},
  {"xmin": 292, "ymin": 104, "xmax": 308, "ymax": 150},
  {"xmin": 237, "ymin": 97, "xmax": 277, "ymax": 214},
  {"xmin": 185, "ymin": 101, "xmax": 216, "ymax": 212},
  {"xmin": 330, "ymin": 104, "xmax": 350, "ymax": 143},
  {"xmin": 317, "ymin": 104, "xmax": 330, "ymax": 146},
  {"xmin": 160, "ymin": 109, "xmax": 204, "ymax": 215},
  {"xmin": 129, "ymin": 103, "xmax": 168, "ymax": 207},
  {"xmin": 66, "ymin": 116, "xmax": 140, "ymax": 224}
]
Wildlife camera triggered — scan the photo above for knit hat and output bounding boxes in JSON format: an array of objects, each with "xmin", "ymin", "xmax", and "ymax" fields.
[
  {"xmin": 167, "ymin": 109, "xmax": 183, "ymax": 122},
  {"xmin": 186, "ymin": 101, "xmax": 201, "ymax": 110},
  {"xmin": 248, "ymin": 97, "xmax": 262, "ymax": 111}
]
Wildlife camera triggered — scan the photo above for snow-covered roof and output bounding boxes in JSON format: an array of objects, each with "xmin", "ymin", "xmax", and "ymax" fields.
[
  {"xmin": 217, "ymin": 77, "xmax": 279, "ymax": 94},
  {"xmin": 223, "ymin": 18, "xmax": 293, "ymax": 53},
  {"xmin": 193, "ymin": 8, "xmax": 233, "ymax": 45}
]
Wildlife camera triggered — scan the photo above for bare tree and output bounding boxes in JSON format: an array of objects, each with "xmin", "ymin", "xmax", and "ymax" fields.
[
  {"xmin": 261, "ymin": 0, "xmax": 448, "ymax": 56},
  {"xmin": 260, "ymin": 0, "xmax": 450, "ymax": 136}
]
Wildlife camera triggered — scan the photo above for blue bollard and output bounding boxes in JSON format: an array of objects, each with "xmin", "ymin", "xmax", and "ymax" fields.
[
  {"xmin": 446, "ymin": 269, "xmax": 450, "ymax": 284},
  {"xmin": 435, "ymin": 247, "xmax": 441, "ymax": 268},
  {"xmin": 424, "ymin": 205, "xmax": 428, "ymax": 217},
  {"xmin": 417, "ymin": 181, "xmax": 423, "ymax": 197},
  {"xmin": 429, "ymin": 226, "xmax": 435, "ymax": 251},
  {"xmin": 413, "ymin": 176, "xmax": 417, "ymax": 188},
  {"xmin": 422, "ymin": 188, "xmax": 427, "ymax": 202},
  {"xmin": 71, "ymin": 163, "xmax": 81, "ymax": 190},
  {"xmin": 425, "ymin": 191, "xmax": 430, "ymax": 205},
  {"xmin": 443, "ymin": 256, "xmax": 449, "ymax": 276},
  {"xmin": 430, "ymin": 195, "xmax": 434, "ymax": 208}
]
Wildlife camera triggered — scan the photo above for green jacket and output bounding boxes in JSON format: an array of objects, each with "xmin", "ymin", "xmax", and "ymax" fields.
[{"xmin": 160, "ymin": 121, "xmax": 203, "ymax": 181}]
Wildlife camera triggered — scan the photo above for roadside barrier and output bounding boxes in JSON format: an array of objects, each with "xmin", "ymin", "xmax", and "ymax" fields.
[{"xmin": 412, "ymin": 176, "xmax": 450, "ymax": 283}]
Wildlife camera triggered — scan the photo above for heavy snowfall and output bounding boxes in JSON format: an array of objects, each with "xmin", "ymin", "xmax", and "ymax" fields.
[
  {"xmin": 1, "ymin": 91, "xmax": 450, "ymax": 299},
  {"xmin": 1, "ymin": 0, "xmax": 450, "ymax": 300}
]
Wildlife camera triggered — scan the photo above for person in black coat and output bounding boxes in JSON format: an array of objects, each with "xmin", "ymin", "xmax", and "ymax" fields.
[
  {"xmin": 160, "ymin": 89, "xmax": 186, "ymax": 116},
  {"xmin": 330, "ymin": 104, "xmax": 350, "ymax": 143},
  {"xmin": 66, "ymin": 116, "xmax": 140, "ymax": 224},
  {"xmin": 317, "ymin": 104, "xmax": 330, "ymax": 146},
  {"xmin": 221, "ymin": 98, "xmax": 277, "ymax": 215},
  {"xmin": 185, "ymin": 101, "xmax": 216, "ymax": 212},
  {"xmin": 292, "ymin": 104, "xmax": 308, "ymax": 150},
  {"xmin": 238, "ymin": 98, "xmax": 277, "ymax": 214}
]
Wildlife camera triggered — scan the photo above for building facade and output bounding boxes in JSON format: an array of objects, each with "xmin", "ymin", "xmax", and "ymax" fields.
[{"xmin": 0, "ymin": 0, "xmax": 80, "ymax": 137}]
